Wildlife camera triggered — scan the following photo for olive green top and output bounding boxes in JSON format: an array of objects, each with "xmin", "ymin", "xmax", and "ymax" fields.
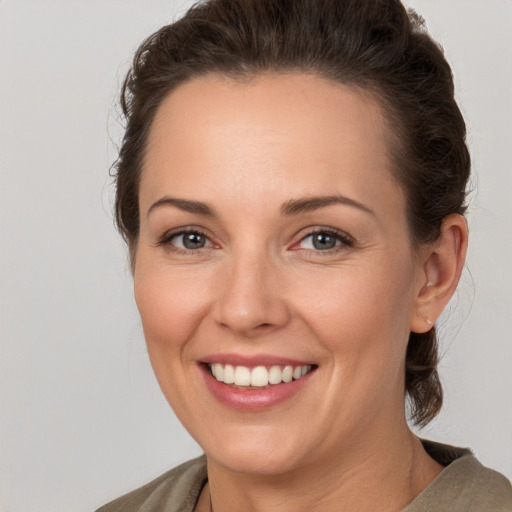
[{"xmin": 96, "ymin": 440, "xmax": 512, "ymax": 512}]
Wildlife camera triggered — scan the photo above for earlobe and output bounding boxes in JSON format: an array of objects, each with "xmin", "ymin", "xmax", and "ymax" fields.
[{"xmin": 410, "ymin": 214, "xmax": 468, "ymax": 333}]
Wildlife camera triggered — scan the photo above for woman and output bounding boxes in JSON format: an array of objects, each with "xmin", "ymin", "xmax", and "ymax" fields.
[{"xmin": 98, "ymin": 0, "xmax": 512, "ymax": 510}]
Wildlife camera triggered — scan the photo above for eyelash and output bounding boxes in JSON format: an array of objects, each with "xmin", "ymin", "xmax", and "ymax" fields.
[
  {"xmin": 294, "ymin": 228, "xmax": 355, "ymax": 255},
  {"xmin": 157, "ymin": 227, "xmax": 355, "ymax": 255},
  {"xmin": 157, "ymin": 228, "xmax": 213, "ymax": 255}
]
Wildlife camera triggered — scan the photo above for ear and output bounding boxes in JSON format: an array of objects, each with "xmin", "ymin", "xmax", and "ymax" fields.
[{"xmin": 410, "ymin": 214, "xmax": 468, "ymax": 333}]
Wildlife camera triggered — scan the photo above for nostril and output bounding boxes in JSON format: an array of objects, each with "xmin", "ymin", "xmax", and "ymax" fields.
[
  {"xmin": 253, "ymin": 322, "xmax": 277, "ymax": 332},
  {"xmin": 214, "ymin": 287, "xmax": 291, "ymax": 334}
]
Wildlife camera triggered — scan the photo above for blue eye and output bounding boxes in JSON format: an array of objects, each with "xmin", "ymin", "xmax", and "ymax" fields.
[
  {"xmin": 166, "ymin": 231, "xmax": 212, "ymax": 250},
  {"xmin": 298, "ymin": 230, "xmax": 352, "ymax": 251}
]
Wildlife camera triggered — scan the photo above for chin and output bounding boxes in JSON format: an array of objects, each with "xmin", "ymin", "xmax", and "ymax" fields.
[
  {"xmin": 208, "ymin": 447, "xmax": 302, "ymax": 476},
  {"xmin": 201, "ymin": 425, "xmax": 309, "ymax": 476}
]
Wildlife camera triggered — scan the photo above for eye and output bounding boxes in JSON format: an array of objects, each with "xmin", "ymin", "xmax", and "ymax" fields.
[
  {"xmin": 295, "ymin": 229, "xmax": 353, "ymax": 252},
  {"xmin": 161, "ymin": 230, "xmax": 213, "ymax": 251}
]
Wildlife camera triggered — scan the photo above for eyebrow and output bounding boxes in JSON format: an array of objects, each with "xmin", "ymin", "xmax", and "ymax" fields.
[
  {"xmin": 147, "ymin": 193, "xmax": 374, "ymax": 218},
  {"xmin": 147, "ymin": 197, "xmax": 217, "ymax": 217},
  {"xmin": 280, "ymin": 194, "xmax": 375, "ymax": 216}
]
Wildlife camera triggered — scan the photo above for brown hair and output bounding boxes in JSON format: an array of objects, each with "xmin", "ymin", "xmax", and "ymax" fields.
[{"xmin": 113, "ymin": 0, "xmax": 470, "ymax": 426}]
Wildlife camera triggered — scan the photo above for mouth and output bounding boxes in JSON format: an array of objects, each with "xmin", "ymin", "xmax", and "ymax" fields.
[
  {"xmin": 206, "ymin": 362, "xmax": 315, "ymax": 388},
  {"xmin": 198, "ymin": 357, "xmax": 318, "ymax": 410}
]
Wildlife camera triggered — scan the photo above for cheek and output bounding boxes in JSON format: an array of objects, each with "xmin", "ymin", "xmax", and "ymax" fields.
[
  {"xmin": 133, "ymin": 263, "xmax": 212, "ymax": 356},
  {"xmin": 292, "ymin": 257, "xmax": 415, "ymax": 372},
  {"xmin": 292, "ymin": 261, "xmax": 416, "ymax": 429},
  {"xmin": 297, "ymin": 264, "xmax": 412, "ymax": 330},
  {"xmin": 132, "ymin": 262, "xmax": 216, "ymax": 420}
]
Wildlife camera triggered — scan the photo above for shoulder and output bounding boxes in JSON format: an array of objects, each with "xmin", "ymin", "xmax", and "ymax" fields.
[
  {"xmin": 405, "ymin": 439, "xmax": 512, "ymax": 512},
  {"xmin": 95, "ymin": 455, "xmax": 207, "ymax": 512},
  {"xmin": 437, "ymin": 454, "xmax": 512, "ymax": 511}
]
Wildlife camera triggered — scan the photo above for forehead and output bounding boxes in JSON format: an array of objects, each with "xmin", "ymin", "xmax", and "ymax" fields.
[{"xmin": 140, "ymin": 73, "xmax": 403, "ymax": 219}]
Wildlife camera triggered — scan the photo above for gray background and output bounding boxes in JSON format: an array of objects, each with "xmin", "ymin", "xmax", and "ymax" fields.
[{"xmin": 0, "ymin": 1, "xmax": 510, "ymax": 511}]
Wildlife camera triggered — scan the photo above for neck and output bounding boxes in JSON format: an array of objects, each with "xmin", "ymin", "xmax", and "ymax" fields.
[{"xmin": 202, "ymin": 422, "xmax": 442, "ymax": 512}]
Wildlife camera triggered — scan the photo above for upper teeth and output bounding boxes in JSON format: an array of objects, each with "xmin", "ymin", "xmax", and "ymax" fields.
[{"xmin": 209, "ymin": 363, "xmax": 312, "ymax": 387}]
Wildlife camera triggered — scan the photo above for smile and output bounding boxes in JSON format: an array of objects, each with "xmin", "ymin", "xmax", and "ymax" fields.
[
  {"xmin": 200, "ymin": 358, "xmax": 317, "ymax": 410},
  {"xmin": 208, "ymin": 363, "xmax": 313, "ymax": 388}
]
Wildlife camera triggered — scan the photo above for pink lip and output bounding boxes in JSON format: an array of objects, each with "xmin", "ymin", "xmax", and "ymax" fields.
[
  {"xmin": 201, "ymin": 352, "xmax": 314, "ymax": 368},
  {"xmin": 198, "ymin": 360, "xmax": 316, "ymax": 411}
]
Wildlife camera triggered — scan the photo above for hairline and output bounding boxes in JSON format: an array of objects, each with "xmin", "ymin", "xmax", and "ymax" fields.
[{"xmin": 129, "ymin": 69, "xmax": 419, "ymax": 269}]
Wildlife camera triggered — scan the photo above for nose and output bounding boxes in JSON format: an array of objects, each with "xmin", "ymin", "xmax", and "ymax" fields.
[{"xmin": 213, "ymin": 249, "xmax": 291, "ymax": 337}]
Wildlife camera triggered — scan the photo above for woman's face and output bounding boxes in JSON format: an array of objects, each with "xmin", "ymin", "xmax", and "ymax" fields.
[{"xmin": 134, "ymin": 73, "xmax": 426, "ymax": 475}]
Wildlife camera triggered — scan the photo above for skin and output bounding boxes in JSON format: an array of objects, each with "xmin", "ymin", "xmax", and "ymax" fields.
[{"xmin": 134, "ymin": 73, "xmax": 467, "ymax": 511}]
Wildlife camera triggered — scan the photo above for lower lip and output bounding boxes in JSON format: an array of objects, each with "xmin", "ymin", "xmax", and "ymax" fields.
[{"xmin": 199, "ymin": 364, "xmax": 315, "ymax": 411}]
